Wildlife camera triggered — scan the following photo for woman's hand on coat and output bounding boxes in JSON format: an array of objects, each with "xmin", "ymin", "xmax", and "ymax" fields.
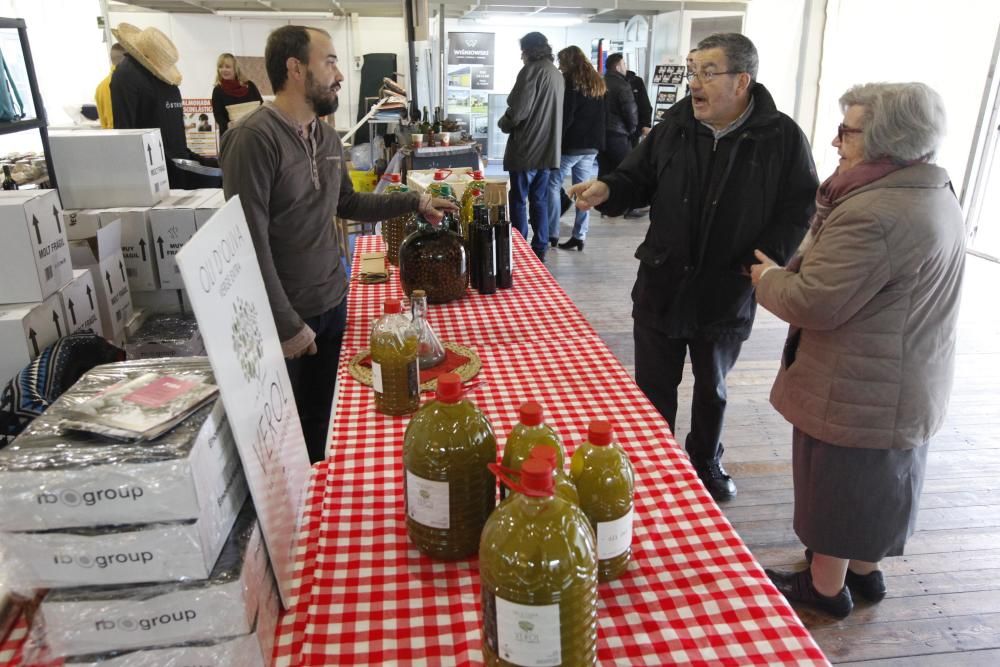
[
  {"xmin": 750, "ymin": 249, "xmax": 779, "ymax": 286},
  {"xmin": 568, "ymin": 180, "xmax": 609, "ymax": 211}
]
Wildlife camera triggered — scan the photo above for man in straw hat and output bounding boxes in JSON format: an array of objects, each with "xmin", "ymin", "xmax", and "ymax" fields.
[
  {"xmin": 111, "ymin": 23, "xmax": 217, "ymax": 188},
  {"xmin": 220, "ymin": 25, "xmax": 457, "ymax": 463}
]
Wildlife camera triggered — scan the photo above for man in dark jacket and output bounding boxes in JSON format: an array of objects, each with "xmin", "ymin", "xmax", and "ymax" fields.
[
  {"xmin": 499, "ymin": 32, "xmax": 564, "ymax": 261},
  {"xmin": 598, "ymin": 53, "xmax": 637, "ymax": 177},
  {"xmin": 571, "ymin": 34, "xmax": 818, "ymax": 501},
  {"xmin": 626, "ymin": 69, "xmax": 653, "ymax": 145}
]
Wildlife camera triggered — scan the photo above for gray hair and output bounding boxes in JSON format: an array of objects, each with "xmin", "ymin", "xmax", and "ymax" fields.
[
  {"xmin": 696, "ymin": 33, "xmax": 758, "ymax": 80},
  {"xmin": 839, "ymin": 82, "xmax": 946, "ymax": 162}
]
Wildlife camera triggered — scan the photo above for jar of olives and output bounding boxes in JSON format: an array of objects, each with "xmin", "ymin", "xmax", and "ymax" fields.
[{"xmin": 399, "ymin": 216, "xmax": 469, "ymax": 304}]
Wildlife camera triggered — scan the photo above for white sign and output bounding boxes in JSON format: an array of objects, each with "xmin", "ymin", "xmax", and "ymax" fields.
[{"xmin": 176, "ymin": 196, "xmax": 310, "ymax": 607}]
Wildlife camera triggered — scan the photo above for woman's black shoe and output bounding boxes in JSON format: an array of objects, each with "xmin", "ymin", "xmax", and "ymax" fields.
[
  {"xmin": 804, "ymin": 549, "xmax": 887, "ymax": 602},
  {"xmin": 765, "ymin": 568, "xmax": 853, "ymax": 619},
  {"xmin": 549, "ymin": 237, "xmax": 559, "ymax": 248},
  {"xmin": 558, "ymin": 238, "xmax": 584, "ymax": 251}
]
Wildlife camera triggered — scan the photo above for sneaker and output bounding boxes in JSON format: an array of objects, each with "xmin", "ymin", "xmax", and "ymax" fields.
[
  {"xmin": 624, "ymin": 207, "xmax": 649, "ymax": 219},
  {"xmin": 765, "ymin": 568, "xmax": 854, "ymax": 619},
  {"xmin": 692, "ymin": 457, "xmax": 737, "ymax": 501},
  {"xmin": 804, "ymin": 549, "xmax": 887, "ymax": 602}
]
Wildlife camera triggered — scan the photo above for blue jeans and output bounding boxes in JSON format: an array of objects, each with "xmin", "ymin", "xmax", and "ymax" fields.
[
  {"xmin": 548, "ymin": 153, "xmax": 597, "ymax": 241},
  {"xmin": 509, "ymin": 169, "xmax": 552, "ymax": 256}
]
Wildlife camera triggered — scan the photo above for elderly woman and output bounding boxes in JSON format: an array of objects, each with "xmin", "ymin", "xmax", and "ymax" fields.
[{"xmin": 750, "ymin": 82, "xmax": 965, "ymax": 619}]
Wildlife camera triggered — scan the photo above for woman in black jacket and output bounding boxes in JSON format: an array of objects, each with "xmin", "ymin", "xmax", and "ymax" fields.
[
  {"xmin": 211, "ymin": 53, "xmax": 263, "ymax": 135},
  {"xmin": 550, "ymin": 46, "xmax": 606, "ymax": 250}
]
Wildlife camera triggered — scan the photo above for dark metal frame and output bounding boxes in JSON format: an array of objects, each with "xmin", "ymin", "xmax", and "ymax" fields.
[{"xmin": 0, "ymin": 17, "xmax": 57, "ymax": 192}]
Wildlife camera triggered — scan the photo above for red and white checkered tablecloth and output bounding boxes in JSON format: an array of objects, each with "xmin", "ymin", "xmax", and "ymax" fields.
[{"xmin": 273, "ymin": 233, "xmax": 827, "ymax": 666}]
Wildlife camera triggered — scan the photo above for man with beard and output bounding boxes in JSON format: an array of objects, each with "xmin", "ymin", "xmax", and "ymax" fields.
[{"xmin": 221, "ymin": 26, "xmax": 457, "ymax": 463}]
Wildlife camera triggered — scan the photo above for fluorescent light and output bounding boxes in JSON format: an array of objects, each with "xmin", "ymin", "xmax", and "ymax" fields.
[
  {"xmin": 474, "ymin": 15, "xmax": 584, "ymax": 28},
  {"xmin": 217, "ymin": 10, "xmax": 334, "ymax": 19}
]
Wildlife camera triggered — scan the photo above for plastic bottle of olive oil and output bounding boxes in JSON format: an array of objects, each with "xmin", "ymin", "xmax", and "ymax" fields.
[
  {"xmin": 570, "ymin": 420, "xmax": 635, "ymax": 582},
  {"xmin": 530, "ymin": 445, "xmax": 580, "ymax": 506},
  {"xmin": 402, "ymin": 373, "xmax": 497, "ymax": 560},
  {"xmin": 370, "ymin": 298, "xmax": 420, "ymax": 416},
  {"xmin": 480, "ymin": 458, "xmax": 598, "ymax": 666},
  {"xmin": 500, "ymin": 401, "xmax": 565, "ymax": 499}
]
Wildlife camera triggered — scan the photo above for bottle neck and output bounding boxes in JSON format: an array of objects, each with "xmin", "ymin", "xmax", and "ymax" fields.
[{"xmin": 411, "ymin": 295, "xmax": 428, "ymax": 321}]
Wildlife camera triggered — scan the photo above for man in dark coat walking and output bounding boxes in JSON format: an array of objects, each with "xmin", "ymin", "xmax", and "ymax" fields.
[{"xmin": 571, "ymin": 34, "xmax": 818, "ymax": 502}]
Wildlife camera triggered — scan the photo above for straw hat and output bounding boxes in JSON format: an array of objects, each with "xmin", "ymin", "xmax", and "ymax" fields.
[{"xmin": 111, "ymin": 23, "xmax": 182, "ymax": 86}]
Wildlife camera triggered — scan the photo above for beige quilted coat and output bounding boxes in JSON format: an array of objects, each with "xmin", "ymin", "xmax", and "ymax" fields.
[{"xmin": 757, "ymin": 164, "xmax": 966, "ymax": 450}]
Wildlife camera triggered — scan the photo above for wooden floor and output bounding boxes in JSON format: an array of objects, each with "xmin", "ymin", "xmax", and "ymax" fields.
[{"xmin": 545, "ymin": 209, "xmax": 1000, "ymax": 665}]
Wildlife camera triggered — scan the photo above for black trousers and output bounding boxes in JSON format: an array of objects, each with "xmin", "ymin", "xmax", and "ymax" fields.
[
  {"xmin": 285, "ymin": 301, "xmax": 348, "ymax": 463},
  {"xmin": 597, "ymin": 134, "xmax": 632, "ymax": 177},
  {"xmin": 634, "ymin": 322, "xmax": 743, "ymax": 462}
]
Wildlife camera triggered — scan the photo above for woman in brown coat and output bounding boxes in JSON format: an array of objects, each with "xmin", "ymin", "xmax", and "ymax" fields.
[{"xmin": 750, "ymin": 82, "xmax": 966, "ymax": 619}]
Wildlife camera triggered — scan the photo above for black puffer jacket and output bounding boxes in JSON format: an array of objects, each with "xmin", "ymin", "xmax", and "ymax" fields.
[
  {"xmin": 603, "ymin": 70, "xmax": 637, "ymax": 138},
  {"xmin": 599, "ymin": 83, "xmax": 818, "ymax": 340}
]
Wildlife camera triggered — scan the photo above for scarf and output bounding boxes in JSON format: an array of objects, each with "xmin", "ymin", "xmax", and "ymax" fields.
[
  {"xmin": 786, "ymin": 159, "xmax": 912, "ymax": 272},
  {"xmin": 220, "ymin": 78, "xmax": 250, "ymax": 98}
]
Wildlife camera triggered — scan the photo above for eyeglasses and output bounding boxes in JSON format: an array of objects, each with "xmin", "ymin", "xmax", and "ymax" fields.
[
  {"xmin": 837, "ymin": 123, "xmax": 863, "ymax": 141},
  {"xmin": 684, "ymin": 70, "xmax": 739, "ymax": 83}
]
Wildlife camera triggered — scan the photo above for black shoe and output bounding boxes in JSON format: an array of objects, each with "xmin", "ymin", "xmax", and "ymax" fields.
[
  {"xmin": 804, "ymin": 549, "xmax": 887, "ymax": 602},
  {"xmin": 765, "ymin": 568, "xmax": 853, "ymax": 619},
  {"xmin": 693, "ymin": 457, "xmax": 737, "ymax": 501},
  {"xmin": 549, "ymin": 237, "xmax": 559, "ymax": 248},
  {"xmin": 623, "ymin": 208, "xmax": 648, "ymax": 219},
  {"xmin": 560, "ymin": 188, "xmax": 572, "ymax": 216},
  {"xmin": 558, "ymin": 237, "xmax": 585, "ymax": 251},
  {"xmin": 532, "ymin": 247, "xmax": 546, "ymax": 263}
]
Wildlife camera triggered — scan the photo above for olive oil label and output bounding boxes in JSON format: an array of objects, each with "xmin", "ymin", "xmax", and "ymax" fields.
[
  {"xmin": 495, "ymin": 596, "xmax": 561, "ymax": 666},
  {"xmin": 405, "ymin": 470, "xmax": 450, "ymax": 529},
  {"xmin": 597, "ymin": 508, "xmax": 634, "ymax": 559},
  {"xmin": 371, "ymin": 361, "xmax": 383, "ymax": 393}
]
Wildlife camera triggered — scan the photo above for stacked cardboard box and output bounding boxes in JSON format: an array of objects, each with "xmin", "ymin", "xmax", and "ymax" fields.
[
  {"xmin": 0, "ymin": 190, "xmax": 76, "ymax": 387},
  {"xmin": 0, "ymin": 358, "xmax": 272, "ymax": 663}
]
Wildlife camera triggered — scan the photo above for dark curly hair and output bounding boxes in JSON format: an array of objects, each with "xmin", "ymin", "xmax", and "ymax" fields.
[{"xmin": 520, "ymin": 32, "xmax": 553, "ymax": 62}]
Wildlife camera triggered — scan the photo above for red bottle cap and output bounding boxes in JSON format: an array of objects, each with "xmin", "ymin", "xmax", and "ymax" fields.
[
  {"xmin": 529, "ymin": 444, "xmax": 558, "ymax": 464},
  {"xmin": 435, "ymin": 373, "xmax": 463, "ymax": 403},
  {"xmin": 468, "ymin": 170, "xmax": 484, "ymax": 179},
  {"xmin": 588, "ymin": 419, "xmax": 613, "ymax": 446},
  {"xmin": 519, "ymin": 458, "xmax": 554, "ymax": 496},
  {"xmin": 433, "ymin": 169, "xmax": 452, "ymax": 180},
  {"xmin": 383, "ymin": 298, "xmax": 401, "ymax": 314},
  {"xmin": 519, "ymin": 401, "xmax": 543, "ymax": 426},
  {"xmin": 383, "ymin": 173, "xmax": 401, "ymax": 183}
]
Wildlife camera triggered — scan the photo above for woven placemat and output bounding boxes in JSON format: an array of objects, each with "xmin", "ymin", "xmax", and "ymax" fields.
[{"xmin": 348, "ymin": 341, "xmax": 481, "ymax": 391}]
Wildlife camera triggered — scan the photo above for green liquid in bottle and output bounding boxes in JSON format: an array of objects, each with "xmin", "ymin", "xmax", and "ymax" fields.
[
  {"xmin": 500, "ymin": 402, "xmax": 565, "ymax": 500},
  {"xmin": 570, "ymin": 420, "xmax": 635, "ymax": 582},
  {"xmin": 403, "ymin": 374, "xmax": 497, "ymax": 560},
  {"xmin": 371, "ymin": 299, "xmax": 420, "ymax": 416},
  {"xmin": 480, "ymin": 459, "xmax": 598, "ymax": 666}
]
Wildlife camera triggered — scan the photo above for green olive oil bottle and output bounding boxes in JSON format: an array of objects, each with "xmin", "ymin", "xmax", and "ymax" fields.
[
  {"xmin": 402, "ymin": 373, "xmax": 497, "ymax": 560},
  {"xmin": 480, "ymin": 458, "xmax": 598, "ymax": 666},
  {"xmin": 500, "ymin": 401, "xmax": 564, "ymax": 499},
  {"xmin": 370, "ymin": 298, "xmax": 420, "ymax": 416},
  {"xmin": 570, "ymin": 420, "xmax": 635, "ymax": 582}
]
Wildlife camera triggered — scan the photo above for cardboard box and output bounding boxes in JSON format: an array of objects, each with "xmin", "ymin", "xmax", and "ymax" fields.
[
  {"xmin": 130, "ymin": 289, "xmax": 186, "ymax": 315},
  {"xmin": 48, "ymin": 130, "xmax": 170, "ymax": 209},
  {"xmin": 149, "ymin": 191, "xmax": 215, "ymax": 290},
  {"xmin": 193, "ymin": 189, "xmax": 225, "ymax": 226},
  {"xmin": 0, "ymin": 293, "xmax": 66, "ymax": 385},
  {"xmin": 61, "ymin": 209, "xmax": 105, "ymax": 242},
  {"xmin": 69, "ymin": 220, "xmax": 134, "ymax": 345},
  {"xmin": 41, "ymin": 503, "xmax": 268, "ymax": 657},
  {"xmin": 0, "ymin": 190, "xmax": 73, "ymax": 303},
  {"xmin": 65, "ymin": 568, "xmax": 279, "ymax": 667},
  {"xmin": 97, "ymin": 208, "xmax": 159, "ymax": 291},
  {"xmin": 56, "ymin": 269, "xmax": 104, "ymax": 337},
  {"xmin": 0, "ymin": 398, "xmax": 237, "ymax": 531},
  {"xmin": 1, "ymin": 455, "xmax": 247, "ymax": 588}
]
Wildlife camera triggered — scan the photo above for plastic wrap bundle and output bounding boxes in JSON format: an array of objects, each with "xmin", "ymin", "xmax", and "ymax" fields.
[
  {"xmin": 0, "ymin": 357, "xmax": 248, "ymax": 589},
  {"xmin": 124, "ymin": 315, "xmax": 205, "ymax": 360},
  {"xmin": 39, "ymin": 501, "xmax": 268, "ymax": 658}
]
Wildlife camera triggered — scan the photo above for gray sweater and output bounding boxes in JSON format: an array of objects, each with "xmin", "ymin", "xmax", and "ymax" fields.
[
  {"xmin": 498, "ymin": 58, "xmax": 564, "ymax": 171},
  {"xmin": 220, "ymin": 103, "xmax": 421, "ymax": 340}
]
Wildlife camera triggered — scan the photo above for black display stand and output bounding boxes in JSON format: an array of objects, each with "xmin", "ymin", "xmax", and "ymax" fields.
[
  {"xmin": 651, "ymin": 64, "xmax": 687, "ymax": 125},
  {"xmin": 0, "ymin": 18, "xmax": 56, "ymax": 192}
]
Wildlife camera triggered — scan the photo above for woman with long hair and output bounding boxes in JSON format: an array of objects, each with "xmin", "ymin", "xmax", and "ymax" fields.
[
  {"xmin": 551, "ymin": 45, "xmax": 606, "ymax": 251},
  {"xmin": 211, "ymin": 53, "xmax": 263, "ymax": 135}
]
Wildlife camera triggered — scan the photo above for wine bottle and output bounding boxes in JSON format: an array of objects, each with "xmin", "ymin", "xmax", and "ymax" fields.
[
  {"xmin": 2, "ymin": 165, "xmax": 18, "ymax": 190},
  {"xmin": 495, "ymin": 204, "xmax": 513, "ymax": 289}
]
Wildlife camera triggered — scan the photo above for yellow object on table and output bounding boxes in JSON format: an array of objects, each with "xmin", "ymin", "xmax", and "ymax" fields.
[{"xmin": 349, "ymin": 169, "xmax": 377, "ymax": 193}]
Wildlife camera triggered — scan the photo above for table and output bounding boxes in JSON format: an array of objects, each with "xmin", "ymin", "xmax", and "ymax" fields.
[{"xmin": 272, "ymin": 233, "xmax": 828, "ymax": 666}]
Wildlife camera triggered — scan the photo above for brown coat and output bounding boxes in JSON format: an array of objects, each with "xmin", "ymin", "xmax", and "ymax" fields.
[{"xmin": 758, "ymin": 164, "xmax": 965, "ymax": 450}]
